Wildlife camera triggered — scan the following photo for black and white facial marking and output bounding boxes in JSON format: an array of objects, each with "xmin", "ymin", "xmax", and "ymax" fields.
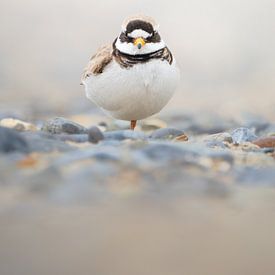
[{"xmin": 115, "ymin": 19, "xmax": 165, "ymax": 55}]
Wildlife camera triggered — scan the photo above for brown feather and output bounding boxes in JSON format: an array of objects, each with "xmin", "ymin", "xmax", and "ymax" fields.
[{"xmin": 81, "ymin": 44, "xmax": 112, "ymax": 84}]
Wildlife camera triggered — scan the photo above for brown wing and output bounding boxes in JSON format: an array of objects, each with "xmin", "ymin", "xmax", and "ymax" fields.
[{"xmin": 81, "ymin": 44, "xmax": 113, "ymax": 84}]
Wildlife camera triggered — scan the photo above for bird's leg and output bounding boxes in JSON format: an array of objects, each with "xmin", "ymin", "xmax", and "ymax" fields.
[{"xmin": 130, "ymin": 120, "xmax": 137, "ymax": 130}]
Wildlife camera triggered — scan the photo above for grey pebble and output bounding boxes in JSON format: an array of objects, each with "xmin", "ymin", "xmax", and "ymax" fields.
[
  {"xmin": 231, "ymin": 127, "xmax": 258, "ymax": 144},
  {"xmin": 88, "ymin": 126, "xmax": 104, "ymax": 143},
  {"xmin": 41, "ymin": 117, "xmax": 87, "ymax": 134},
  {"xmin": 0, "ymin": 126, "xmax": 29, "ymax": 153}
]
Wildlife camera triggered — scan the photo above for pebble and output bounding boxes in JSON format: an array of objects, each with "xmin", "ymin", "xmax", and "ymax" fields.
[
  {"xmin": 0, "ymin": 126, "xmax": 29, "ymax": 153},
  {"xmin": 149, "ymin": 128, "xmax": 186, "ymax": 140},
  {"xmin": 231, "ymin": 127, "xmax": 258, "ymax": 144},
  {"xmin": 0, "ymin": 118, "xmax": 37, "ymax": 131},
  {"xmin": 41, "ymin": 117, "xmax": 87, "ymax": 134},
  {"xmin": 252, "ymin": 137, "xmax": 275, "ymax": 148},
  {"xmin": 88, "ymin": 126, "xmax": 104, "ymax": 144}
]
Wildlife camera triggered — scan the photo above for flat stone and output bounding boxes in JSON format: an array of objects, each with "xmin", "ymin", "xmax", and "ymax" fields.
[
  {"xmin": 0, "ymin": 126, "xmax": 29, "ymax": 153},
  {"xmin": 231, "ymin": 127, "xmax": 258, "ymax": 144},
  {"xmin": 41, "ymin": 117, "xmax": 87, "ymax": 134}
]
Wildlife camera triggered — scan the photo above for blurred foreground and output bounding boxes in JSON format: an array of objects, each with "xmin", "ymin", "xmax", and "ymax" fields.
[{"xmin": 0, "ymin": 108, "xmax": 275, "ymax": 275}]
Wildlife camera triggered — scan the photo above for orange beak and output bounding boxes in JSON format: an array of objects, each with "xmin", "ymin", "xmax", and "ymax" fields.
[{"xmin": 134, "ymin": 37, "xmax": 146, "ymax": 49}]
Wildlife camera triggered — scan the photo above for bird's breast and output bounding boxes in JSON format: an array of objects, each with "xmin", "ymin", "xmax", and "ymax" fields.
[{"xmin": 84, "ymin": 59, "xmax": 180, "ymax": 120}]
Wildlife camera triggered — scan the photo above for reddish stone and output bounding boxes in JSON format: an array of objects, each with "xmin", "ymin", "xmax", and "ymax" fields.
[{"xmin": 252, "ymin": 137, "xmax": 275, "ymax": 148}]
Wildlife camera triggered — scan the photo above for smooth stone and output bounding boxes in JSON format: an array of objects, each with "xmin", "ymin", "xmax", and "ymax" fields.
[
  {"xmin": 41, "ymin": 117, "xmax": 87, "ymax": 134},
  {"xmin": 88, "ymin": 126, "xmax": 104, "ymax": 144},
  {"xmin": 174, "ymin": 134, "xmax": 189, "ymax": 142},
  {"xmin": 0, "ymin": 118, "xmax": 37, "ymax": 131},
  {"xmin": 252, "ymin": 137, "xmax": 275, "ymax": 148},
  {"xmin": 0, "ymin": 126, "xmax": 29, "ymax": 153},
  {"xmin": 231, "ymin": 127, "xmax": 258, "ymax": 144},
  {"xmin": 149, "ymin": 128, "xmax": 186, "ymax": 140},
  {"xmin": 104, "ymin": 130, "xmax": 147, "ymax": 141}
]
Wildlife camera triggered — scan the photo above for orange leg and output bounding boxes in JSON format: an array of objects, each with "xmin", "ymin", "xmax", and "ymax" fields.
[{"xmin": 130, "ymin": 120, "xmax": 137, "ymax": 130}]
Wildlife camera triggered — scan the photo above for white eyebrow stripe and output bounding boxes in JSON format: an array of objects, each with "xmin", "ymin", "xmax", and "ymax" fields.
[{"xmin": 127, "ymin": 29, "xmax": 152, "ymax": 38}]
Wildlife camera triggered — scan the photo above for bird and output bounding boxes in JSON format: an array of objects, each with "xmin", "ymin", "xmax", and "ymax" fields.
[{"xmin": 81, "ymin": 15, "xmax": 180, "ymax": 130}]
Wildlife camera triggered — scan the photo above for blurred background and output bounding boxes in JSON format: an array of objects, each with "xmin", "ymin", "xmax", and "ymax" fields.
[{"xmin": 1, "ymin": 0, "xmax": 275, "ymax": 118}]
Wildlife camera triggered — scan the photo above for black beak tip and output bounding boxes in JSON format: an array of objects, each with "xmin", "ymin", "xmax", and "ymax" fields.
[{"xmin": 137, "ymin": 44, "xmax": 142, "ymax": 49}]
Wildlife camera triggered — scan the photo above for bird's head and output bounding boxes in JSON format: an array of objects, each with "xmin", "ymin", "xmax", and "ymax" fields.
[{"xmin": 115, "ymin": 15, "xmax": 165, "ymax": 55}]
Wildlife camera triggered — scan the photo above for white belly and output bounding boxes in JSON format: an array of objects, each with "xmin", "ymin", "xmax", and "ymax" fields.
[{"xmin": 83, "ymin": 59, "xmax": 180, "ymax": 120}]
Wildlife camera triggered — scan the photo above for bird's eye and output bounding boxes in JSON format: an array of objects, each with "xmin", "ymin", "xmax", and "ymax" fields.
[{"xmin": 147, "ymin": 31, "xmax": 161, "ymax": 43}]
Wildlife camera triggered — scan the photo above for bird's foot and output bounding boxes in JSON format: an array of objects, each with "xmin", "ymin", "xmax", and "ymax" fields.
[{"xmin": 130, "ymin": 120, "xmax": 137, "ymax": 130}]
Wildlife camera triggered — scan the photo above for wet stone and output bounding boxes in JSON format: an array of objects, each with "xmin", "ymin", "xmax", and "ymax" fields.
[
  {"xmin": 0, "ymin": 126, "xmax": 29, "ymax": 153},
  {"xmin": 41, "ymin": 117, "xmax": 88, "ymax": 134},
  {"xmin": 231, "ymin": 127, "xmax": 258, "ymax": 144},
  {"xmin": 88, "ymin": 126, "xmax": 104, "ymax": 144},
  {"xmin": 149, "ymin": 128, "xmax": 186, "ymax": 140}
]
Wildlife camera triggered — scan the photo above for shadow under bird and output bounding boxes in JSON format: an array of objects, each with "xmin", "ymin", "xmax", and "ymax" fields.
[{"xmin": 81, "ymin": 15, "xmax": 180, "ymax": 130}]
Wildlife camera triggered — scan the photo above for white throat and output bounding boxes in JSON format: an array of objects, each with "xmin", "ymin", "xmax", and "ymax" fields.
[{"xmin": 115, "ymin": 38, "xmax": 166, "ymax": 55}]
